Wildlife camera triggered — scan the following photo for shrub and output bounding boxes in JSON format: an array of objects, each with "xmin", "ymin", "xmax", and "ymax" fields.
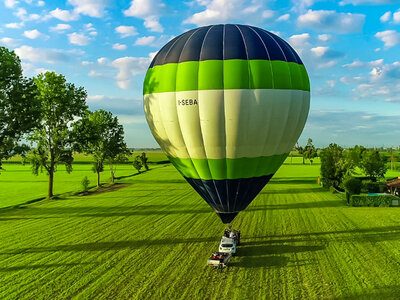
[
  {"xmin": 362, "ymin": 181, "xmax": 381, "ymax": 193},
  {"xmin": 349, "ymin": 194, "xmax": 397, "ymax": 207},
  {"xmin": 81, "ymin": 176, "xmax": 90, "ymax": 192},
  {"xmin": 343, "ymin": 176, "xmax": 361, "ymax": 195}
]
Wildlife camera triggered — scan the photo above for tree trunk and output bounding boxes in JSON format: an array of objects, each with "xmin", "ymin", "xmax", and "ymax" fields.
[
  {"xmin": 97, "ymin": 170, "xmax": 100, "ymax": 187},
  {"xmin": 290, "ymin": 154, "xmax": 293, "ymax": 165},
  {"xmin": 48, "ymin": 162, "xmax": 54, "ymax": 198},
  {"xmin": 302, "ymin": 157, "xmax": 305, "ymax": 165},
  {"xmin": 110, "ymin": 165, "xmax": 114, "ymax": 183}
]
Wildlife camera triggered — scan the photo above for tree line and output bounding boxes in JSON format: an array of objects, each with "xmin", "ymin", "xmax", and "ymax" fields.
[{"xmin": 0, "ymin": 46, "xmax": 147, "ymax": 198}]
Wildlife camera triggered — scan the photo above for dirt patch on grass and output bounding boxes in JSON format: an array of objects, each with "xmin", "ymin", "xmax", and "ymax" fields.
[{"xmin": 78, "ymin": 183, "xmax": 131, "ymax": 196}]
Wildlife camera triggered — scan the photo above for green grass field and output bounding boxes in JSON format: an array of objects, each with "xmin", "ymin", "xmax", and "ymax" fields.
[{"xmin": 1, "ymin": 156, "xmax": 400, "ymax": 299}]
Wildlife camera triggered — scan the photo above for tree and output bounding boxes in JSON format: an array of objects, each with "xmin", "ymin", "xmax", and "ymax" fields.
[
  {"xmin": 390, "ymin": 150, "xmax": 396, "ymax": 171},
  {"xmin": 140, "ymin": 152, "xmax": 149, "ymax": 170},
  {"xmin": 360, "ymin": 150, "xmax": 387, "ymax": 181},
  {"xmin": 73, "ymin": 109, "xmax": 129, "ymax": 186},
  {"xmin": 343, "ymin": 176, "xmax": 361, "ymax": 204},
  {"xmin": 26, "ymin": 72, "xmax": 87, "ymax": 198},
  {"xmin": 133, "ymin": 156, "xmax": 143, "ymax": 173},
  {"xmin": 295, "ymin": 142, "xmax": 305, "ymax": 164},
  {"xmin": 0, "ymin": 47, "xmax": 40, "ymax": 171},
  {"xmin": 303, "ymin": 138, "xmax": 318, "ymax": 165},
  {"xmin": 108, "ymin": 152, "xmax": 130, "ymax": 183},
  {"xmin": 344, "ymin": 145, "xmax": 365, "ymax": 172},
  {"xmin": 320, "ymin": 143, "xmax": 348, "ymax": 188}
]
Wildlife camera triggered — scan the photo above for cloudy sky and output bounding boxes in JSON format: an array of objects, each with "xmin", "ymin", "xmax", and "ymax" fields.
[{"xmin": 1, "ymin": 0, "xmax": 400, "ymax": 148}]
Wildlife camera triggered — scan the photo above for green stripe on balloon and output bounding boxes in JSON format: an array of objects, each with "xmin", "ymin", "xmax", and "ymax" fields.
[
  {"xmin": 167, "ymin": 153, "xmax": 288, "ymax": 180},
  {"xmin": 143, "ymin": 60, "xmax": 310, "ymax": 95}
]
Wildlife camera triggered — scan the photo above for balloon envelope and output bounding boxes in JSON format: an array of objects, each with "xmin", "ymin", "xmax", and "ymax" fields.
[{"xmin": 143, "ymin": 24, "xmax": 310, "ymax": 223}]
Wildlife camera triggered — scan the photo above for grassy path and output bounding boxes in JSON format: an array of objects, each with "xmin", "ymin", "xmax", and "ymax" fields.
[{"xmin": 1, "ymin": 164, "xmax": 400, "ymax": 299}]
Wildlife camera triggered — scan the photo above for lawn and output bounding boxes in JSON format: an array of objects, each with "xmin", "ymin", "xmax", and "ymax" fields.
[{"xmin": 1, "ymin": 159, "xmax": 400, "ymax": 299}]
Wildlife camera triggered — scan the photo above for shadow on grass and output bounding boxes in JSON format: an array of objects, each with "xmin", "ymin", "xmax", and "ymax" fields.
[
  {"xmin": 229, "ymin": 244, "xmax": 324, "ymax": 269},
  {"xmin": 0, "ymin": 205, "xmax": 212, "ymax": 218},
  {"xmin": 0, "ymin": 263, "xmax": 91, "ymax": 272},
  {"xmin": 246, "ymin": 200, "xmax": 345, "ymax": 211},
  {"xmin": 0, "ymin": 237, "xmax": 217, "ymax": 255},
  {"xmin": 260, "ymin": 187, "xmax": 326, "ymax": 194},
  {"xmin": 338, "ymin": 285, "xmax": 400, "ymax": 299},
  {"xmin": 270, "ymin": 177, "xmax": 318, "ymax": 184},
  {"xmin": 246, "ymin": 225, "xmax": 400, "ymax": 244}
]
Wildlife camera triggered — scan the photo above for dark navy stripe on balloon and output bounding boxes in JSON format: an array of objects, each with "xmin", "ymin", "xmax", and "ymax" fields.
[
  {"xmin": 150, "ymin": 24, "xmax": 303, "ymax": 67},
  {"xmin": 184, "ymin": 174, "xmax": 274, "ymax": 223}
]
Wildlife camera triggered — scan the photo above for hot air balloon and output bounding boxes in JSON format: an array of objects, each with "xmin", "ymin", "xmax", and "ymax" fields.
[{"xmin": 143, "ymin": 24, "xmax": 310, "ymax": 224}]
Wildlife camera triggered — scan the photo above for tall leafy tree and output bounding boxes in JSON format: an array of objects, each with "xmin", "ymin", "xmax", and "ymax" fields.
[
  {"xmin": 140, "ymin": 152, "xmax": 149, "ymax": 170},
  {"xmin": 133, "ymin": 156, "xmax": 143, "ymax": 173},
  {"xmin": 303, "ymin": 138, "xmax": 318, "ymax": 165},
  {"xmin": 344, "ymin": 145, "xmax": 365, "ymax": 172},
  {"xmin": 26, "ymin": 72, "xmax": 87, "ymax": 198},
  {"xmin": 73, "ymin": 109, "xmax": 129, "ymax": 186},
  {"xmin": 0, "ymin": 47, "xmax": 40, "ymax": 170},
  {"xmin": 360, "ymin": 150, "xmax": 387, "ymax": 181},
  {"xmin": 320, "ymin": 143, "xmax": 348, "ymax": 188},
  {"xmin": 295, "ymin": 142, "xmax": 305, "ymax": 164}
]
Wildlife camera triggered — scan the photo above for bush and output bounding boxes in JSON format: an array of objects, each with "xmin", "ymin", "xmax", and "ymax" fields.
[
  {"xmin": 349, "ymin": 194, "xmax": 397, "ymax": 207},
  {"xmin": 329, "ymin": 186, "xmax": 337, "ymax": 194},
  {"xmin": 343, "ymin": 176, "xmax": 361, "ymax": 195},
  {"xmin": 81, "ymin": 176, "xmax": 90, "ymax": 192},
  {"xmin": 361, "ymin": 180, "xmax": 386, "ymax": 193}
]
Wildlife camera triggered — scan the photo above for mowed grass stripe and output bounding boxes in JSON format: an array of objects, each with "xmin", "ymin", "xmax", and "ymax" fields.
[{"xmin": 1, "ymin": 163, "xmax": 400, "ymax": 298}]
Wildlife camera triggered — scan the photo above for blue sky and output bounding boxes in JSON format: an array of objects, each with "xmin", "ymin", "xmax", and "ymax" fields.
[{"xmin": 1, "ymin": 0, "xmax": 400, "ymax": 148}]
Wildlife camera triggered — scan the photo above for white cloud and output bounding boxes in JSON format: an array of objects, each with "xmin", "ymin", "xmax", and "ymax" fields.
[
  {"xmin": 4, "ymin": 0, "xmax": 18, "ymax": 8},
  {"xmin": 37, "ymin": 1, "xmax": 45, "ymax": 7},
  {"xmin": 342, "ymin": 59, "xmax": 384, "ymax": 69},
  {"xmin": 394, "ymin": 10, "xmax": 400, "ymax": 23},
  {"xmin": 117, "ymin": 115, "xmax": 146, "ymax": 125},
  {"xmin": 291, "ymin": 0, "xmax": 317, "ymax": 13},
  {"xmin": 288, "ymin": 33, "xmax": 343, "ymax": 69},
  {"xmin": 262, "ymin": 10, "xmax": 274, "ymax": 19},
  {"xmin": 149, "ymin": 51, "xmax": 157, "ymax": 60},
  {"xmin": 184, "ymin": 0, "xmax": 273, "ymax": 26},
  {"xmin": 0, "ymin": 37, "xmax": 19, "ymax": 47},
  {"xmin": 115, "ymin": 25, "xmax": 138, "ymax": 38},
  {"xmin": 288, "ymin": 33, "xmax": 311, "ymax": 56},
  {"xmin": 135, "ymin": 36, "xmax": 155, "ymax": 46},
  {"xmin": 97, "ymin": 57, "xmax": 108, "ymax": 64},
  {"xmin": 311, "ymin": 46, "xmax": 343, "ymax": 59},
  {"xmin": 311, "ymin": 46, "xmax": 328, "ymax": 57},
  {"xmin": 68, "ymin": 32, "xmax": 90, "ymax": 46},
  {"xmin": 342, "ymin": 60, "xmax": 400, "ymax": 102},
  {"xmin": 14, "ymin": 8, "xmax": 40, "ymax": 21},
  {"xmin": 277, "ymin": 14, "xmax": 290, "ymax": 21},
  {"xmin": 339, "ymin": 0, "xmax": 398, "ymax": 5},
  {"xmin": 49, "ymin": 8, "xmax": 79, "ymax": 21},
  {"xmin": 380, "ymin": 11, "xmax": 391, "ymax": 22},
  {"xmin": 375, "ymin": 30, "xmax": 400, "ymax": 47},
  {"xmin": 5, "ymin": 22, "xmax": 24, "ymax": 29},
  {"xmin": 112, "ymin": 56, "xmax": 152, "ymax": 89},
  {"xmin": 14, "ymin": 45, "xmax": 82, "ymax": 64},
  {"xmin": 113, "ymin": 43, "xmax": 127, "ymax": 50},
  {"xmin": 67, "ymin": 0, "xmax": 108, "ymax": 18},
  {"xmin": 88, "ymin": 70, "xmax": 102, "ymax": 77},
  {"xmin": 24, "ymin": 29, "xmax": 49, "ymax": 39},
  {"xmin": 297, "ymin": 9, "xmax": 365, "ymax": 33},
  {"xmin": 318, "ymin": 34, "xmax": 332, "ymax": 42},
  {"xmin": 87, "ymin": 95, "xmax": 105, "ymax": 102},
  {"xmin": 124, "ymin": 0, "xmax": 165, "ymax": 32},
  {"xmin": 143, "ymin": 16, "xmax": 163, "ymax": 32},
  {"xmin": 50, "ymin": 23, "xmax": 72, "ymax": 32}
]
